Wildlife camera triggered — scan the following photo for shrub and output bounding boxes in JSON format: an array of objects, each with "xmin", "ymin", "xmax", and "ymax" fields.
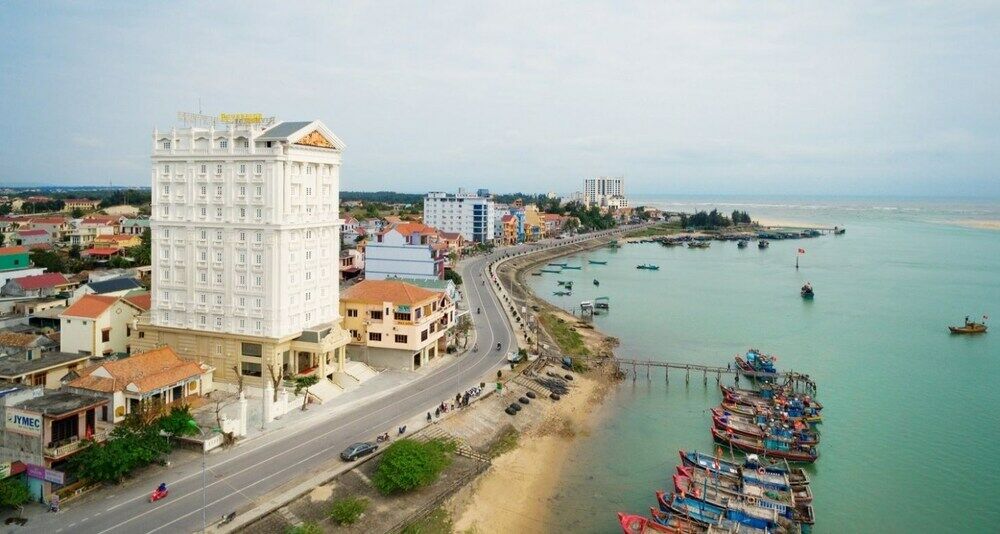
[
  {"xmin": 0, "ymin": 478, "xmax": 30, "ymax": 509},
  {"xmin": 372, "ymin": 439, "xmax": 454, "ymax": 495},
  {"xmin": 444, "ymin": 268, "xmax": 463, "ymax": 286},
  {"xmin": 329, "ymin": 496, "xmax": 369, "ymax": 525}
]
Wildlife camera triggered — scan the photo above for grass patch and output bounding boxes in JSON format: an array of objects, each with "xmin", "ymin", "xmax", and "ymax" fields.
[
  {"xmin": 570, "ymin": 358, "xmax": 590, "ymax": 373},
  {"xmin": 401, "ymin": 508, "xmax": 453, "ymax": 534},
  {"xmin": 286, "ymin": 522, "xmax": 322, "ymax": 534},
  {"xmin": 622, "ymin": 222, "xmax": 681, "ymax": 238},
  {"xmin": 372, "ymin": 438, "xmax": 455, "ymax": 495},
  {"xmin": 488, "ymin": 425, "xmax": 520, "ymax": 458},
  {"xmin": 329, "ymin": 496, "xmax": 369, "ymax": 525},
  {"xmin": 539, "ymin": 313, "xmax": 590, "ymax": 356}
]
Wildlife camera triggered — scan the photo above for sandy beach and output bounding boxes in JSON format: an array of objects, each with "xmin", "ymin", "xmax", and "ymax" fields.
[
  {"xmin": 448, "ymin": 370, "xmax": 611, "ymax": 533},
  {"xmin": 941, "ymin": 219, "xmax": 1000, "ymax": 231}
]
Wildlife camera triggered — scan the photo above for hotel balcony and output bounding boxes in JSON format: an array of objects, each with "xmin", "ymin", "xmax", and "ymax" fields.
[{"xmin": 44, "ymin": 425, "xmax": 111, "ymax": 460}]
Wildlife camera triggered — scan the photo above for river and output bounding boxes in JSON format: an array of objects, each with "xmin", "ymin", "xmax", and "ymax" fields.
[{"xmin": 526, "ymin": 196, "xmax": 1000, "ymax": 533}]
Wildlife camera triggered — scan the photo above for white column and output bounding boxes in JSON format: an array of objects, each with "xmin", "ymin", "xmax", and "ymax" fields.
[
  {"xmin": 262, "ymin": 380, "xmax": 274, "ymax": 425},
  {"xmin": 237, "ymin": 392, "xmax": 248, "ymax": 437}
]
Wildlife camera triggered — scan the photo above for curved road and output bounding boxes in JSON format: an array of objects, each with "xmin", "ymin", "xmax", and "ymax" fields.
[{"xmin": 29, "ymin": 227, "xmax": 635, "ymax": 533}]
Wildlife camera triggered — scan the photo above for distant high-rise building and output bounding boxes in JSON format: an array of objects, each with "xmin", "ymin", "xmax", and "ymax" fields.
[
  {"xmin": 134, "ymin": 115, "xmax": 352, "ymax": 388},
  {"xmin": 583, "ymin": 176, "xmax": 627, "ymax": 208},
  {"xmin": 423, "ymin": 189, "xmax": 496, "ymax": 244}
]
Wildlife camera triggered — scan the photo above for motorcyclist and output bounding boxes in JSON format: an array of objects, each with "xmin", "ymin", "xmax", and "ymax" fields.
[
  {"xmin": 477, "ymin": 307, "xmax": 481, "ymax": 314},
  {"xmin": 157, "ymin": 482, "xmax": 167, "ymax": 494},
  {"xmin": 496, "ymin": 342, "xmax": 501, "ymax": 350}
]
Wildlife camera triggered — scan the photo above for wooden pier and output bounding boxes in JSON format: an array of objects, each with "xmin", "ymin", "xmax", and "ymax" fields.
[{"xmin": 608, "ymin": 357, "xmax": 817, "ymax": 395}]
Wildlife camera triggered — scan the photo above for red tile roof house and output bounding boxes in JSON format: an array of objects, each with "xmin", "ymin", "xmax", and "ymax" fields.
[
  {"xmin": 1, "ymin": 273, "xmax": 72, "ymax": 298},
  {"xmin": 64, "ymin": 347, "xmax": 214, "ymax": 423},
  {"xmin": 16, "ymin": 228, "xmax": 51, "ymax": 247},
  {"xmin": 81, "ymin": 247, "xmax": 122, "ymax": 261}
]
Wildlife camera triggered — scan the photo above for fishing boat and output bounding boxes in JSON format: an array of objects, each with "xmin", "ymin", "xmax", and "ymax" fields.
[
  {"xmin": 553, "ymin": 290, "xmax": 572, "ymax": 296},
  {"xmin": 833, "ymin": 226, "xmax": 846, "ymax": 235},
  {"xmin": 674, "ymin": 467, "xmax": 814, "ymax": 525},
  {"xmin": 557, "ymin": 280, "xmax": 573, "ymax": 287},
  {"xmin": 949, "ymin": 316, "xmax": 988, "ymax": 334},
  {"xmin": 800, "ymin": 283, "xmax": 814, "ymax": 299},
  {"xmin": 678, "ymin": 450, "xmax": 811, "ymax": 490},
  {"xmin": 589, "ymin": 260, "xmax": 608, "ymax": 265},
  {"xmin": 594, "ymin": 279, "xmax": 600, "ymax": 286},
  {"xmin": 720, "ymin": 385, "xmax": 823, "ymax": 413},
  {"xmin": 618, "ymin": 512, "xmax": 705, "ymax": 534},
  {"xmin": 711, "ymin": 413, "xmax": 820, "ymax": 446},
  {"xmin": 548, "ymin": 262, "xmax": 568, "ymax": 267},
  {"xmin": 656, "ymin": 491, "xmax": 778, "ymax": 533},
  {"xmin": 530, "ymin": 272, "xmax": 542, "ymax": 276},
  {"xmin": 734, "ymin": 350, "xmax": 777, "ymax": 378},
  {"xmin": 637, "ymin": 264, "xmax": 660, "ymax": 270},
  {"xmin": 688, "ymin": 241, "xmax": 710, "ymax": 249},
  {"xmin": 608, "ymin": 240, "xmax": 622, "ymax": 249},
  {"xmin": 563, "ymin": 265, "xmax": 582, "ymax": 270},
  {"xmin": 737, "ymin": 240, "xmax": 748, "ymax": 249},
  {"xmin": 758, "ymin": 240, "xmax": 769, "ymax": 249},
  {"xmin": 720, "ymin": 402, "xmax": 822, "ymax": 426},
  {"xmin": 711, "ymin": 427, "xmax": 819, "ymax": 463},
  {"xmin": 661, "ymin": 240, "xmax": 683, "ymax": 247},
  {"xmin": 540, "ymin": 268, "xmax": 561, "ymax": 273}
]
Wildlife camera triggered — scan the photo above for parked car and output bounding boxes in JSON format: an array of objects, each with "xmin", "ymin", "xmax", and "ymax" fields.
[{"xmin": 340, "ymin": 442, "xmax": 378, "ymax": 461}]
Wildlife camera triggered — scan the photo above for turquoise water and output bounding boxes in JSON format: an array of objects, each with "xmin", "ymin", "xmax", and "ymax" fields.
[{"xmin": 527, "ymin": 197, "xmax": 1000, "ymax": 533}]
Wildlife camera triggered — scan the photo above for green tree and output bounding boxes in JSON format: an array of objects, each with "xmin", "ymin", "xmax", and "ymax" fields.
[
  {"xmin": 0, "ymin": 232, "xmax": 5, "ymax": 247},
  {"xmin": 0, "ymin": 478, "xmax": 30, "ymax": 509},
  {"xmin": 128, "ymin": 227, "xmax": 152, "ymax": 266},
  {"xmin": 443, "ymin": 268, "xmax": 462, "ymax": 286},
  {"xmin": 68, "ymin": 244, "xmax": 81, "ymax": 259},
  {"xmin": 71, "ymin": 207, "xmax": 85, "ymax": 219},
  {"xmin": 107, "ymin": 255, "xmax": 132, "ymax": 269},
  {"xmin": 372, "ymin": 439, "xmax": 453, "ymax": 495},
  {"xmin": 329, "ymin": 496, "xmax": 369, "ymax": 525},
  {"xmin": 294, "ymin": 375, "xmax": 320, "ymax": 411},
  {"xmin": 286, "ymin": 522, "xmax": 323, "ymax": 534},
  {"xmin": 0, "ymin": 203, "xmax": 11, "ymax": 216},
  {"xmin": 30, "ymin": 249, "xmax": 66, "ymax": 273},
  {"xmin": 69, "ymin": 413, "xmax": 172, "ymax": 483},
  {"xmin": 157, "ymin": 405, "xmax": 199, "ymax": 442}
]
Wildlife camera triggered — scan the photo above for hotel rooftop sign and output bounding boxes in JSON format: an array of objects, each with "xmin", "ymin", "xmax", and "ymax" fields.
[{"xmin": 177, "ymin": 112, "xmax": 276, "ymax": 128}]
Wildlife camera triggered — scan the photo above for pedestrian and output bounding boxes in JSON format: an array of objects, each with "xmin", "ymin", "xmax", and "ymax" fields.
[
  {"xmin": 427, "ymin": 412, "xmax": 432, "ymax": 422},
  {"xmin": 435, "ymin": 407, "xmax": 440, "ymax": 418}
]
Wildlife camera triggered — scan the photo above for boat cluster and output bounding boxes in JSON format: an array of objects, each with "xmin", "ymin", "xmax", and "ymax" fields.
[{"xmin": 617, "ymin": 350, "xmax": 822, "ymax": 533}]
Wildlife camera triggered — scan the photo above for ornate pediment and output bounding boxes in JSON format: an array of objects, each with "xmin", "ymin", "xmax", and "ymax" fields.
[{"xmin": 295, "ymin": 130, "xmax": 335, "ymax": 149}]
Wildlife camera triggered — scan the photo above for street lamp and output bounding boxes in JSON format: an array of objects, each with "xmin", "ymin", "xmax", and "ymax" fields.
[{"xmin": 186, "ymin": 419, "xmax": 216, "ymax": 533}]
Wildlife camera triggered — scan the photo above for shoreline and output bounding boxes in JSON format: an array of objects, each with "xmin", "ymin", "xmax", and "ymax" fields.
[{"xmin": 448, "ymin": 234, "xmax": 623, "ymax": 531}]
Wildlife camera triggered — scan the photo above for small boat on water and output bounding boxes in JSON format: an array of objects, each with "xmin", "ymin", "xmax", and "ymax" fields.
[
  {"xmin": 594, "ymin": 279, "xmax": 600, "ymax": 286},
  {"xmin": 530, "ymin": 272, "xmax": 542, "ymax": 276},
  {"xmin": 758, "ymin": 240, "xmax": 769, "ymax": 249},
  {"xmin": 800, "ymin": 283, "xmax": 814, "ymax": 299},
  {"xmin": 711, "ymin": 427, "xmax": 819, "ymax": 463},
  {"xmin": 734, "ymin": 350, "xmax": 777, "ymax": 378},
  {"xmin": 678, "ymin": 450, "xmax": 810, "ymax": 490},
  {"xmin": 949, "ymin": 316, "xmax": 988, "ymax": 334},
  {"xmin": 617, "ymin": 511, "xmax": 705, "ymax": 534},
  {"xmin": 637, "ymin": 264, "xmax": 660, "ymax": 270},
  {"xmin": 737, "ymin": 240, "xmax": 748, "ymax": 249},
  {"xmin": 660, "ymin": 240, "xmax": 683, "ymax": 247},
  {"xmin": 688, "ymin": 241, "xmax": 710, "ymax": 249},
  {"xmin": 589, "ymin": 260, "xmax": 608, "ymax": 265},
  {"xmin": 833, "ymin": 226, "xmax": 846, "ymax": 235},
  {"xmin": 540, "ymin": 268, "xmax": 561, "ymax": 273},
  {"xmin": 721, "ymin": 385, "xmax": 824, "ymax": 412},
  {"xmin": 548, "ymin": 262, "xmax": 568, "ymax": 267},
  {"xmin": 557, "ymin": 280, "xmax": 573, "ymax": 287},
  {"xmin": 721, "ymin": 401, "xmax": 822, "ymax": 426},
  {"xmin": 712, "ymin": 413, "xmax": 820, "ymax": 446},
  {"xmin": 553, "ymin": 290, "xmax": 572, "ymax": 296}
]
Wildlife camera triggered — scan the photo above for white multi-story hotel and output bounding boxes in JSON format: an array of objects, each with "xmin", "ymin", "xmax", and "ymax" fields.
[
  {"xmin": 583, "ymin": 176, "xmax": 628, "ymax": 208},
  {"xmin": 423, "ymin": 189, "xmax": 496, "ymax": 244},
  {"xmin": 133, "ymin": 115, "xmax": 353, "ymax": 390}
]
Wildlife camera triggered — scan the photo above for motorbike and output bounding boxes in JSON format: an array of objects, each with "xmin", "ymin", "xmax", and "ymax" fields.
[
  {"xmin": 221, "ymin": 512, "xmax": 237, "ymax": 525},
  {"xmin": 376, "ymin": 433, "xmax": 390, "ymax": 443},
  {"xmin": 473, "ymin": 344, "xmax": 478, "ymax": 352},
  {"xmin": 496, "ymin": 342, "xmax": 501, "ymax": 350},
  {"xmin": 477, "ymin": 307, "xmax": 480, "ymax": 314},
  {"xmin": 150, "ymin": 488, "xmax": 169, "ymax": 503}
]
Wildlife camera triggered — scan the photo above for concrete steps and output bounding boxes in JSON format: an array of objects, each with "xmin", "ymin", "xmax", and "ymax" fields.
[{"xmin": 344, "ymin": 360, "xmax": 379, "ymax": 382}]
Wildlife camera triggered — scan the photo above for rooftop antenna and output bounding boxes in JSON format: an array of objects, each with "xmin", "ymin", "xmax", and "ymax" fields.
[{"xmin": 198, "ymin": 97, "xmax": 202, "ymax": 115}]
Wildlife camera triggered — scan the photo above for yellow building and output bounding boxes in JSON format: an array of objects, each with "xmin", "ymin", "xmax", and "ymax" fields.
[
  {"xmin": 93, "ymin": 234, "xmax": 142, "ymax": 249},
  {"xmin": 340, "ymin": 280, "xmax": 455, "ymax": 371},
  {"xmin": 523, "ymin": 204, "xmax": 544, "ymax": 241}
]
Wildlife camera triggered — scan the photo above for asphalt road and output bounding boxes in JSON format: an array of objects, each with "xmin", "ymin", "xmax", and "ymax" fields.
[
  {"xmin": 29, "ymin": 228, "xmax": 635, "ymax": 534},
  {"xmin": 27, "ymin": 253, "xmax": 515, "ymax": 534}
]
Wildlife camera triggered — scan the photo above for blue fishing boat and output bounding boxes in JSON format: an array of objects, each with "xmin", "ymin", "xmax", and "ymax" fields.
[
  {"xmin": 540, "ymin": 268, "xmax": 561, "ymax": 273},
  {"xmin": 674, "ymin": 467, "xmax": 814, "ymax": 525},
  {"xmin": 589, "ymin": 260, "xmax": 608, "ymax": 265},
  {"xmin": 677, "ymin": 450, "xmax": 811, "ymax": 489},
  {"xmin": 637, "ymin": 264, "xmax": 660, "ymax": 270},
  {"xmin": 553, "ymin": 290, "xmax": 572, "ymax": 296},
  {"xmin": 656, "ymin": 491, "xmax": 775, "ymax": 532},
  {"xmin": 548, "ymin": 262, "xmax": 568, "ymax": 267},
  {"xmin": 563, "ymin": 265, "xmax": 582, "ymax": 270},
  {"xmin": 734, "ymin": 349, "xmax": 777, "ymax": 377}
]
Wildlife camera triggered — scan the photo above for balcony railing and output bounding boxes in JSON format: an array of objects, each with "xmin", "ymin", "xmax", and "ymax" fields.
[{"xmin": 44, "ymin": 429, "xmax": 109, "ymax": 458}]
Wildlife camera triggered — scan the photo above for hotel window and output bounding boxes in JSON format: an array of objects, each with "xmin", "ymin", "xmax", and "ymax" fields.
[
  {"xmin": 163, "ymin": 311, "xmax": 170, "ymax": 322},
  {"xmin": 215, "ymin": 317, "xmax": 223, "ymax": 328},
  {"xmin": 254, "ymin": 275, "xmax": 262, "ymax": 286},
  {"xmin": 164, "ymin": 164, "xmax": 170, "ymax": 173},
  {"xmin": 199, "ymin": 293, "xmax": 207, "ymax": 303},
  {"xmin": 215, "ymin": 272, "xmax": 223, "ymax": 284},
  {"xmin": 215, "ymin": 251, "xmax": 223, "ymax": 262},
  {"xmin": 239, "ymin": 318, "xmax": 245, "ymax": 328},
  {"xmin": 200, "ymin": 185, "xmax": 207, "ymax": 195},
  {"xmin": 242, "ymin": 139, "xmax": 249, "ymax": 148},
  {"xmin": 255, "ymin": 320, "xmax": 262, "ymax": 330},
  {"xmin": 200, "ymin": 207, "xmax": 207, "ymax": 217},
  {"xmin": 199, "ymin": 250, "xmax": 207, "ymax": 261},
  {"xmin": 215, "ymin": 294, "xmax": 223, "ymax": 305},
  {"xmin": 305, "ymin": 230, "xmax": 312, "ymax": 239},
  {"xmin": 255, "ymin": 232, "xmax": 262, "ymax": 243},
  {"xmin": 255, "ymin": 208, "xmax": 262, "ymax": 219},
  {"xmin": 394, "ymin": 311, "xmax": 411, "ymax": 321},
  {"xmin": 239, "ymin": 186, "xmax": 246, "ymax": 196},
  {"xmin": 421, "ymin": 329, "xmax": 428, "ymax": 341},
  {"xmin": 199, "ymin": 271, "xmax": 207, "ymax": 283},
  {"xmin": 216, "ymin": 185, "xmax": 223, "ymax": 196},
  {"xmin": 255, "ymin": 185, "xmax": 262, "ymax": 196},
  {"xmin": 216, "ymin": 344, "xmax": 223, "ymax": 354},
  {"xmin": 369, "ymin": 332, "xmax": 382, "ymax": 342},
  {"xmin": 255, "ymin": 164, "xmax": 262, "ymax": 174},
  {"xmin": 239, "ymin": 164, "xmax": 246, "ymax": 174},
  {"xmin": 199, "ymin": 315, "xmax": 206, "ymax": 326},
  {"xmin": 163, "ymin": 228, "xmax": 170, "ymax": 238},
  {"xmin": 305, "ymin": 250, "xmax": 312, "ymax": 260},
  {"xmin": 370, "ymin": 310, "xmax": 383, "ymax": 320},
  {"xmin": 305, "ymin": 291, "xmax": 311, "ymax": 301},
  {"xmin": 216, "ymin": 164, "xmax": 223, "ymax": 174},
  {"xmin": 216, "ymin": 230, "xmax": 223, "ymax": 240},
  {"xmin": 163, "ymin": 184, "xmax": 170, "ymax": 194},
  {"xmin": 239, "ymin": 232, "xmax": 246, "ymax": 241},
  {"xmin": 305, "ymin": 187, "xmax": 312, "ymax": 196},
  {"xmin": 162, "ymin": 140, "xmax": 171, "ymax": 149},
  {"xmin": 240, "ymin": 362, "xmax": 262, "ymax": 377},
  {"xmin": 200, "ymin": 164, "xmax": 207, "ymax": 174},
  {"xmin": 254, "ymin": 297, "xmax": 262, "ymax": 307},
  {"xmin": 306, "ymin": 166, "xmax": 313, "ymax": 175},
  {"xmin": 254, "ymin": 253, "xmax": 262, "ymax": 265},
  {"xmin": 395, "ymin": 334, "xmax": 407, "ymax": 344},
  {"xmin": 240, "ymin": 208, "xmax": 246, "ymax": 218},
  {"xmin": 347, "ymin": 309, "xmax": 358, "ymax": 318},
  {"xmin": 219, "ymin": 139, "xmax": 228, "ymax": 149},
  {"xmin": 305, "ymin": 271, "xmax": 312, "ymax": 281},
  {"xmin": 305, "ymin": 312, "xmax": 311, "ymax": 323},
  {"xmin": 350, "ymin": 329, "xmax": 358, "ymax": 338},
  {"xmin": 200, "ymin": 230, "xmax": 207, "ymax": 240},
  {"xmin": 241, "ymin": 342, "xmax": 262, "ymax": 357},
  {"xmin": 216, "ymin": 207, "xmax": 223, "ymax": 218},
  {"xmin": 161, "ymin": 247, "xmax": 170, "ymax": 259},
  {"xmin": 238, "ymin": 252, "xmax": 246, "ymax": 264}
]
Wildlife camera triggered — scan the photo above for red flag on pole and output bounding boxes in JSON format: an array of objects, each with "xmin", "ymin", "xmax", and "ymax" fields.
[{"xmin": 798, "ymin": 248, "xmax": 806, "ymax": 254}]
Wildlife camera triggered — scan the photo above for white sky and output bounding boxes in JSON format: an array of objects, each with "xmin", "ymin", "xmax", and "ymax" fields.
[{"xmin": 1, "ymin": 1, "xmax": 998, "ymax": 196}]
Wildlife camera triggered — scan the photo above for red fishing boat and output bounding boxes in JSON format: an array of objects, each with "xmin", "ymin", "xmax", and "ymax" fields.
[
  {"xmin": 711, "ymin": 410, "xmax": 819, "ymax": 445},
  {"xmin": 617, "ymin": 512, "xmax": 705, "ymax": 534}
]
